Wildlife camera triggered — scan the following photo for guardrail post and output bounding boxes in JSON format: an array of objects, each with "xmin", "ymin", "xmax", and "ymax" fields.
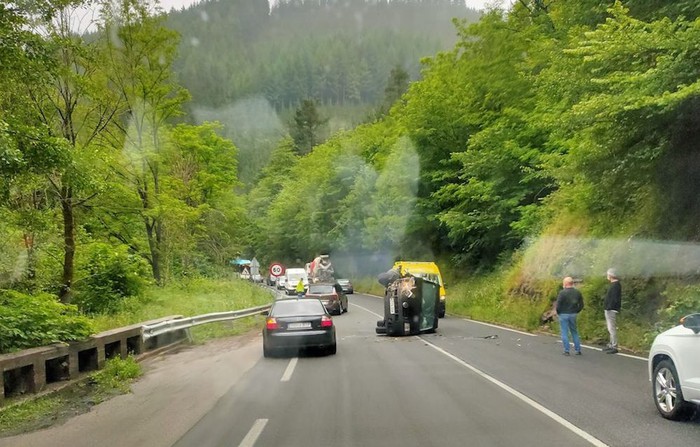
[{"xmin": 0, "ymin": 370, "xmax": 5, "ymax": 404}]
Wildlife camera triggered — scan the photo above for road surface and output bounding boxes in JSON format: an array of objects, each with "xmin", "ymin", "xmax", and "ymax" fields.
[{"xmin": 3, "ymin": 292, "xmax": 699, "ymax": 447}]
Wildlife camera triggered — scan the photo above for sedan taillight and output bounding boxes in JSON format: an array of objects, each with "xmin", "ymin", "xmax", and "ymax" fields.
[
  {"xmin": 321, "ymin": 315, "xmax": 333, "ymax": 328},
  {"xmin": 266, "ymin": 317, "xmax": 279, "ymax": 330}
]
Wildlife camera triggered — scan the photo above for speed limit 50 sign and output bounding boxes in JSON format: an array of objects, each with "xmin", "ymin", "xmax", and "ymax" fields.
[{"xmin": 269, "ymin": 263, "xmax": 285, "ymax": 277}]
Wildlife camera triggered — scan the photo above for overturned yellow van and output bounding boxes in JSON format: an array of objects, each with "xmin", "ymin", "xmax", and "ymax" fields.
[{"xmin": 393, "ymin": 261, "xmax": 446, "ymax": 318}]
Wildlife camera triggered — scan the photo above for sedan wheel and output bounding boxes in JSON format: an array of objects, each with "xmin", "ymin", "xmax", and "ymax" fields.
[{"xmin": 653, "ymin": 360, "xmax": 688, "ymax": 420}]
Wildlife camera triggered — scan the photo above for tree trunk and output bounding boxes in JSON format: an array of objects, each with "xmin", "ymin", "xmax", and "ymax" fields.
[
  {"xmin": 59, "ymin": 186, "xmax": 75, "ymax": 303},
  {"xmin": 145, "ymin": 218, "xmax": 162, "ymax": 284}
]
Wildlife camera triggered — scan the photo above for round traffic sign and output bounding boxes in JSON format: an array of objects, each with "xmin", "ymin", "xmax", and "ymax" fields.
[{"xmin": 269, "ymin": 263, "xmax": 285, "ymax": 277}]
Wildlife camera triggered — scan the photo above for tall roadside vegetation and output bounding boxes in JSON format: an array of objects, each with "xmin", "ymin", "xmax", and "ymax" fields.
[
  {"xmin": 248, "ymin": 1, "xmax": 700, "ymax": 349},
  {"xmin": 0, "ymin": 0, "xmax": 251, "ymax": 353}
]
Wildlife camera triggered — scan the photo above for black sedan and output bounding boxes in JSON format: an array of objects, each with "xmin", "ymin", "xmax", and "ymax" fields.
[
  {"xmin": 262, "ymin": 298, "xmax": 336, "ymax": 357},
  {"xmin": 306, "ymin": 282, "xmax": 348, "ymax": 315},
  {"xmin": 337, "ymin": 278, "xmax": 354, "ymax": 294}
]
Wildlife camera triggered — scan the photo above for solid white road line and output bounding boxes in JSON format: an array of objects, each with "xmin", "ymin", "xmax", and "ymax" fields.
[
  {"xmin": 462, "ymin": 318, "xmax": 536, "ymax": 337},
  {"xmin": 238, "ymin": 418, "xmax": 268, "ymax": 447},
  {"xmin": 422, "ymin": 338, "xmax": 609, "ymax": 447},
  {"xmin": 556, "ymin": 340, "xmax": 646, "ymax": 361},
  {"xmin": 351, "ymin": 302, "xmax": 383, "ymax": 319},
  {"xmin": 280, "ymin": 357, "xmax": 298, "ymax": 382}
]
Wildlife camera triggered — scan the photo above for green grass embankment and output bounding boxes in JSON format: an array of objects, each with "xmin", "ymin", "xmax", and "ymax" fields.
[
  {"xmin": 444, "ymin": 272, "xmax": 659, "ymax": 354},
  {"xmin": 92, "ymin": 278, "xmax": 273, "ymax": 343}
]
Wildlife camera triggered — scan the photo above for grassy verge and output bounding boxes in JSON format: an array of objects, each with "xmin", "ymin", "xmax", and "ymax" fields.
[
  {"xmin": 0, "ymin": 357, "xmax": 141, "ymax": 438},
  {"xmin": 448, "ymin": 272, "xmax": 546, "ymax": 331},
  {"xmin": 91, "ymin": 278, "xmax": 272, "ymax": 335},
  {"xmin": 352, "ymin": 277, "xmax": 385, "ymax": 297},
  {"xmin": 446, "ymin": 272, "xmax": 653, "ymax": 353}
]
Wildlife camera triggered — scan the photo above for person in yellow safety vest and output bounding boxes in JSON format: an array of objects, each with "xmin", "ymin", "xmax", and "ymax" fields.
[{"xmin": 295, "ymin": 277, "xmax": 306, "ymax": 297}]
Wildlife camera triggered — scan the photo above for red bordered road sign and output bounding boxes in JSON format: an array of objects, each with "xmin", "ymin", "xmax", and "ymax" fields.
[{"xmin": 269, "ymin": 263, "xmax": 285, "ymax": 277}]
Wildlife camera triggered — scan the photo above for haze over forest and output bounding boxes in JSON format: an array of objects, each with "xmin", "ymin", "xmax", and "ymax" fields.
[{"xmin": 165, "ymin": 0, "xmax": 480, "ymax": 184}]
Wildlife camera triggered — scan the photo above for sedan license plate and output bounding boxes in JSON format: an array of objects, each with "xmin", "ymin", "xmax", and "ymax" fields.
[{"xmin": 287, "ymin": 322, "xmax": 312, "ymax": 330}]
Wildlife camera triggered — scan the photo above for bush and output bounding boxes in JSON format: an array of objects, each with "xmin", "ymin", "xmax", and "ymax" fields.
[
  {"xmin": 659, "ymin": 284, "xmax": 700, "ymax": 326},
  {"xmin": 74, "ymin": 243, "xmax": 150, "ymax": 314},
  {"xmin": 0, "ymin": 290, "xmax": 94, "ymax": 353}
]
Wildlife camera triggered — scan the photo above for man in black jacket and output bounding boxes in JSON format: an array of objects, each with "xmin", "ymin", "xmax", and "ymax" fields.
[
  {"xmin": 604, "ymin": 268, "xmax": 622, "ymax": 354},
  {"xmin": 555, "ymin": 276, "xmax": 584, "ymax": 356}
]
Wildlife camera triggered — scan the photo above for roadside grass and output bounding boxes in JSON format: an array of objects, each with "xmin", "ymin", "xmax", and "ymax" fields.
[
  {"xmin": 448, "ymin": 272, "xmax": 544, "ymax": 331},
  {"xmin": 352, "ymin": 277, "xmax": 385, "ymax": 297},
  {"xmin": 0, "ymin": 357, "xmax": 141, "ymax": 438},
  {"xmin": 0, "ymin": 395, "xmax": 64, "ymax": 437},
  {"xmin": 447, "ymin": 272, "xmax": 653, "ymax": 353},
  {"xmin": 91, "ymin": 278, "xmax": 273, "ymax": 334},
  {"xmin": 189, "ymin": 315, "xmax": 266, "ymax": 344}
]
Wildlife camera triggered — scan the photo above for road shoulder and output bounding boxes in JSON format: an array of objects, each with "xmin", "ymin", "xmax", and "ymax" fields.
[{"xmin": 0, "ymin": 330, "xmax": 262, "ymax": 447}]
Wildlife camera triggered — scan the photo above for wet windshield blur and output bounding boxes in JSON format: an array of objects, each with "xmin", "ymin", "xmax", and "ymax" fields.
[{"xmin": 2, "ymin": 0, "xmax": 700, "ymax": 443}]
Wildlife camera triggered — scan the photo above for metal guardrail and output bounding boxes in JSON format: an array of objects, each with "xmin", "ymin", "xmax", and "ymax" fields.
[{"xmin": 141, "ymin": 304, "xmax": 272, "ymax": 340}]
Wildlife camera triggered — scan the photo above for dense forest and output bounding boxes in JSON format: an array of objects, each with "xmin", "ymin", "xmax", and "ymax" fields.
[
  {"xmin": 166, "ymin": 0, "xmax": 479, "ymax": 184},
  {"xmin": 2, "ymin": 0, "xmax": 700, "ymax": 353}
]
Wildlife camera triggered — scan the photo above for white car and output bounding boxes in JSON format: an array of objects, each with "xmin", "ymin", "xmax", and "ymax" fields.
[{"xmin": 648, "ymin": 313, "xmax": 700, "ymax": 420}]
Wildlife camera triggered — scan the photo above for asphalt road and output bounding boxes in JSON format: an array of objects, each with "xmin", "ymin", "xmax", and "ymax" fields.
[
  {"xmin": 172, "ymin": 292, "xmax": 700, "ymax": 447},
  {"xmin": 4, "ymin": 292, "xmax": 698, "ymax": 447}
]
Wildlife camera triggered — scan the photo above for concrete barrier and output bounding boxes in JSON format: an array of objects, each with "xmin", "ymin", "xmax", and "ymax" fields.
[{"xmin": 0, "ymin": 315, "xmax": 182, "ymax": 405}]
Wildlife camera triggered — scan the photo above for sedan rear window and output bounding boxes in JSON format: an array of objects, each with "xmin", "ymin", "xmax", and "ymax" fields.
[
  {"xmin": 308, "ymin": 285, "xmax": 334, "ymax": 294},
  {"xmin": 272, "ymin": 300, "xmax": 326, "ymax": 317}
]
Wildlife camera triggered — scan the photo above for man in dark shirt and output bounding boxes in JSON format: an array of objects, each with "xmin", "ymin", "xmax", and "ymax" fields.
[
  {"xmin": 604, "ymin": 268, "xmax": 622, "ymax": 354},
  {"xmin": 555, "ymin": 276, "xmax": 584, "ymax": 356}
]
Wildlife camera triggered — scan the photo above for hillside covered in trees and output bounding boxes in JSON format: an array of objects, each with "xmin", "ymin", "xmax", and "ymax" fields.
[
  {"xmin": 246, "ymin": 0, "xmax": 700, "ymax": 348},
  {"xmin": 2, "ymin": 0, "xmax": 700, "ymax": 353},
  {"xmin": 166, "ymin": 0, "xmax": 479, "ymax": 184},
  {"xmin": 168, "ymin": 0, "xmax": 477, "ymax": 109}
]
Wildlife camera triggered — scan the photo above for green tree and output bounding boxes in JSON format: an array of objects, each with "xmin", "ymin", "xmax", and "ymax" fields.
[
  {"xmin": 99, "ymin": 0, "xmax": 190, "ymax": 283},
  {"xmin": 290, "ymin": 99, "xmax": 328, "ymax": 155},
  {"xmin": 11, "ymin": 1, "xmax": 121, "ymax": 301},
  {"xmin": 377, "ymin": 65, "xmax": 410, "ymax": 117}
]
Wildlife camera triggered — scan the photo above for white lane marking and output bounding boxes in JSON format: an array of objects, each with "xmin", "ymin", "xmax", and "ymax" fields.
[
  {"xmin": 238, "ymin": 418, "xmax": 268, "ymax": 447},
  {"xmin": 351, "ymin": 302, "xmax": 383, "ymax": 319},
  {"xmin": 462, "ymin": 318, "xmax": 536, "ymax": 337},
  {"xmin": 422, "ymin": 338, "xmax": 609, "ymax": 447},
  {"xmin": 280, "ymin": 357, "xmax": 298, "ymax": 382},
  {"xmin": 556, "ymin": 341, "xmax": 646, "ymax": 361}
]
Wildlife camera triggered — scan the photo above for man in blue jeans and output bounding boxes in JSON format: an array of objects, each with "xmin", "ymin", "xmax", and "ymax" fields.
[{"xmin": 556, "ymin": 276, "xmax": 584, "ymax": 356}]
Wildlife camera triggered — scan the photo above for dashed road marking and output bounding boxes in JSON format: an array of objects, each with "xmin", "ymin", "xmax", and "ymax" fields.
[
  {"xmin": 280, "ymin": 357, "xmax": 298, "ymax": 382},
  {"xmin": 238, "ymin": 418, "xmax": 268, "ymax": 447}
]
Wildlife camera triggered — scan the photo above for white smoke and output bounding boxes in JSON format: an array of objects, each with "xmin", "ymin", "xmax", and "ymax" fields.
[{"xmin": 521, "ymin": 236, "xmax": 700, "ymax": 279}]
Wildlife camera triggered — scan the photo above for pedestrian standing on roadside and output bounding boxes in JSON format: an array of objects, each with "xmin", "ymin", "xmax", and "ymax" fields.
[
  {"xmin": 603, "ymin": 268, "xmax": 621, "ymax": 354},
  {"xmin": 556, "ymin": 276, "xmax": 584, "ymax": 356}
]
